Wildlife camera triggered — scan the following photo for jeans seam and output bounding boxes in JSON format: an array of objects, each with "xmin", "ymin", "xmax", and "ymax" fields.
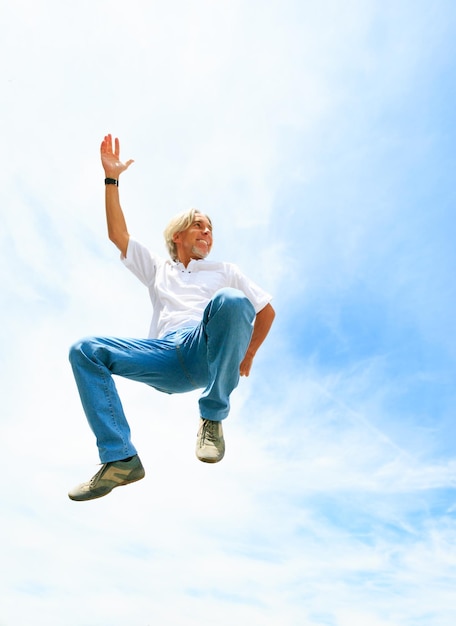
[
  {"xmin": 175, "ymin": 343, "xmax": 200, "ymax": 389},
  {"xmin": 98, "ymin": 361, "xmax": 130, "ymax": 457}
]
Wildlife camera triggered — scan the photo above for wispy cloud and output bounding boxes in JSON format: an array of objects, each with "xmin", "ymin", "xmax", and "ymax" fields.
[{"xmin": 1, "ymin": 1, "xmax": 455, "ymax": 625}]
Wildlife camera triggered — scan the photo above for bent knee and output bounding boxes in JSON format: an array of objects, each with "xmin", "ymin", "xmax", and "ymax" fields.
[
  {"xmin": 212, "ymin": 288, "xmax": 255, "ymax": 319},
  {"xmin": 68, "ymin": 337, "xmax": 96, "ymax": 363},
  {"xmin": 213, "ymin": 287, "xmax": 246, "ymax": 305}
]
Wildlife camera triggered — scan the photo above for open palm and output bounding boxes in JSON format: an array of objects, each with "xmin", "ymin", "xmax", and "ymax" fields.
[{"xmin": 100, "ymin": 134, "xmax": 134, "ymax": 178}]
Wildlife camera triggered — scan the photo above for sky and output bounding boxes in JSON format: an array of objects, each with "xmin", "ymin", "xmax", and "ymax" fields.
[{"xmin": 1, "ymin": 0, "xmax": 455, "ymax": 625}]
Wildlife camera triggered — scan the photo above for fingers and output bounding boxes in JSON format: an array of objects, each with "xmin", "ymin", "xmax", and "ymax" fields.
[
  {"xmin": 100, "ymin": 133, "xmax": 113, "ymax": 154},
  {"xmin": 100, "ymin": 133, "xmax": 134, "ymax": 171},
  {"xmin": 240, "ymin": 353, "xmax": 254, "ymax": 376},
  {"xmin": 239, "ymin": 363, "xmax": 251, "ymax": 377}
]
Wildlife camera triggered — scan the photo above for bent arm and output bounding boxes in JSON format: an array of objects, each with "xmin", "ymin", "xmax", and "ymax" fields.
[
  {"xmin": 100, "ymin": 134, "xmax": 134, "ymax": 257},
  {"xmin": 240, "ymin": 302, "xmax": 276, "ymax": 377}
]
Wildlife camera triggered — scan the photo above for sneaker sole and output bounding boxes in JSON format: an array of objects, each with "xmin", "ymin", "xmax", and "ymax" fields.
[{"xmin": 196, "ymin": 453, "xmax": 225, "ymax": 464}]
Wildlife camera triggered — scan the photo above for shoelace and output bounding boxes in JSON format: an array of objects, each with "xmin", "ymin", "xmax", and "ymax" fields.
[
  {"xmin": 89, "ymin": 464, "xmax": 107, "ymax": 486},
  {"xmin": 200, "ymin": 420, "xmax": 219, "ymax": 443}
]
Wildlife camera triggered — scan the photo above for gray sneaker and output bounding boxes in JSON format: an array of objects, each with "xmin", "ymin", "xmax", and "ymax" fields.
[
  {"xmin": 68, "ymin": 455, "xmax": 145, "ymax": 501},
  {"xmin": 196, "ymin": 418, "xmax": 225, "ymax": 463}
]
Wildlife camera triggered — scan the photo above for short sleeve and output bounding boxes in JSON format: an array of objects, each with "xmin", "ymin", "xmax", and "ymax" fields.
[
  {"xmin": 121, "ymin": 238, "xmax": 159, "ymax": 287},
  {"xmin": 229, "ymin": 264, "xmax": 273, "ymax": 314}
]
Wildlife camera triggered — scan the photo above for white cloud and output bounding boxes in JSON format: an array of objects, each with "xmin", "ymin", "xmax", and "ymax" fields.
[{"xmin": 1, "ymin": 1, "xmax": 456, "ymax": 625}]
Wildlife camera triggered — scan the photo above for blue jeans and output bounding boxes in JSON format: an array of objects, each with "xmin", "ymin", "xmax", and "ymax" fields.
[{"xmin": 69, "ymin": 288, "xmax": 255, "ymax": 463}]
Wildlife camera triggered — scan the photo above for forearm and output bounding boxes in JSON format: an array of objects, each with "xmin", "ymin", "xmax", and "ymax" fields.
[
  {"xmin": 246, "ymin": 303, "xmax": 275, "ymax": 357},
  {"xmin": 240, "ymin": 303, "xmax": 275, "ymax": 376},
  {"xmin": 105, "ymin": 183, "xmax": 130, "ymax": 257}
]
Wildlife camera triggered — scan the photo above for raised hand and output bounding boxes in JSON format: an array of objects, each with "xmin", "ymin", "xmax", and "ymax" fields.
[{"xmin": 100, "ymin": 134, "xmax": 134, "ymax": 179}]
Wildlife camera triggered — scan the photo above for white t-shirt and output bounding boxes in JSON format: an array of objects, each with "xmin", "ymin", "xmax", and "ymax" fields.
[{"xmin": 122, "ymin": 238, "xmax": 272, "ymax": 339}]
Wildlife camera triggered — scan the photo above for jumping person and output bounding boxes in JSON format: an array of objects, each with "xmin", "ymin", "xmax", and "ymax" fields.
[{"xmin": 68, "ymin": 134, "xmax": 275, "ymax": 502}]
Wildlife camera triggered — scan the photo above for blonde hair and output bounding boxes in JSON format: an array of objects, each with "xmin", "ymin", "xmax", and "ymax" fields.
[{"xmin": 163, "ymin": 208, "xmax": 212, "ymax": 260}]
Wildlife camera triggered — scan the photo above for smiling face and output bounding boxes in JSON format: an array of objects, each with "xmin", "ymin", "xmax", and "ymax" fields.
[{"xmin": 172, "ymin": 213, "xmax": 213, "ymax": 266}]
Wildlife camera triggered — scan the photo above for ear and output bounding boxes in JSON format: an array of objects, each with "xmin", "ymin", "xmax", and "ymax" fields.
[{"xmin": 172, "ymin": 232, "xmax": 181, "ymax": 243}]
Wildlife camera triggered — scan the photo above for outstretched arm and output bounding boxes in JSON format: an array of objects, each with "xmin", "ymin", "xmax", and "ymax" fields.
[
  {"xmin": 100, "ymin": 134, "xmax": 134, "ymax": 257},
  {"xmin": 240, "ymin": 302, "xmax": 276, "ymax": 377}
]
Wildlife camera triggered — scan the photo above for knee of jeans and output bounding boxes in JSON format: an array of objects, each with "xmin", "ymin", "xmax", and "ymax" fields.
[
  {"xmin": 212, "ymin": 288, "xmax": 255, "ymax": 319},
  {"xmin": 68, "ymin": 337, "xmax": 95, "ymax": 364}
]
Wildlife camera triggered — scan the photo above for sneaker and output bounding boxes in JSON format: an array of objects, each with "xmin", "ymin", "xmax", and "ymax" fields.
[
  {"xmin": 196, "ymin": 418, "xmax": 225, "ymax": 463},
  {"xmin": 68, "ymin": 455, "xmax": 145, "ymax": 502}
]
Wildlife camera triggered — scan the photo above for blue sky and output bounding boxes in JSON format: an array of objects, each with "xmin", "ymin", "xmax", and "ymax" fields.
[{"xmin": 1, "ymin": 1, "xmax": 455, "ymax": 625}]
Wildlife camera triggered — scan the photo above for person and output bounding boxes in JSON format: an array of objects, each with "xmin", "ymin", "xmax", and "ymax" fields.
[{"xmin": 68, "ymin": 134, "xmax": 275, "ymax": 502}]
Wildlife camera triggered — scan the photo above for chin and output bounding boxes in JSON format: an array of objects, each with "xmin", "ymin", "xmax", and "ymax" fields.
[{"xmin": 192, "ymin": 246, "xmax": 210, "ymax": 259}]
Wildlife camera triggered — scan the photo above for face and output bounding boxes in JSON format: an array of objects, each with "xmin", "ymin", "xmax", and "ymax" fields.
[{"xmin": 173, "ymin": 213, "xmax": 213, "ymax": 264}]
